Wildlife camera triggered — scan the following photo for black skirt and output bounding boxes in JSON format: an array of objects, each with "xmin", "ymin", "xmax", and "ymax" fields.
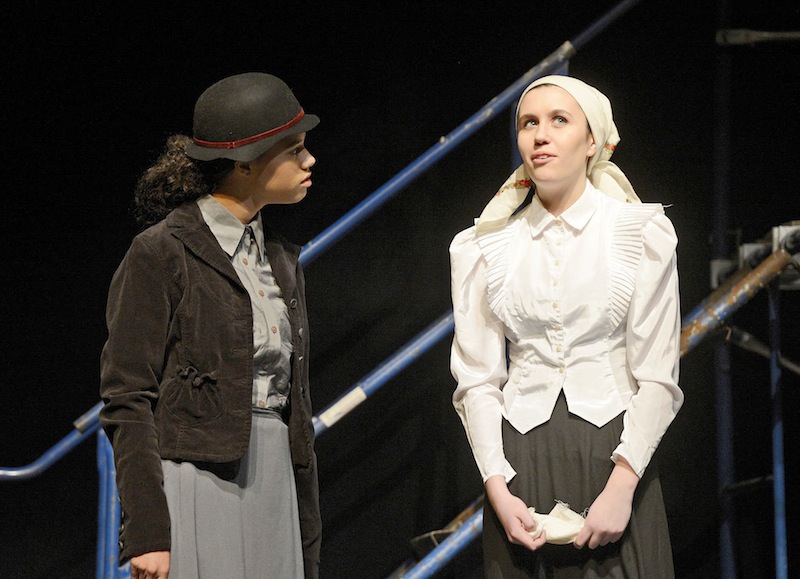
[{"xmin": 483, "ymin": 391, "xmax": 675, "ymax": 578}]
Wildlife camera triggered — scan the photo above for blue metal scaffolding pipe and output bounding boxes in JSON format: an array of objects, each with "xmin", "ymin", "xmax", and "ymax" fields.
[
  {"xmin": 767, "ymin": 283, "xmax": 788, "ymax": 579},
  {"xmin": 307, "ymin": 0, "xmax": 648, "ymax": 441},
  {"xmin": 713, "ymin": 0, "xmax": 741, "ymax": 573},
  {"xmin": 313, "ymin": 311, "xmax": 454, "ymax": 436},
  {"xmin": 0, "ymin": 401, "xmax": 102, "ymax": 481},
  {"xmin": 298, "ymin": 41, "xmax": 578, "ymax": 267},
  {"xmin": 680, "ymin": 249, "xmax": 795, "ymax": 356},
  {"xmin": 401, "ymin": 510, "xmax": 484, "ymax": 579},
  {"xmin": 80, "ymin": 245, "xmax": 794, "ymax": 576},
  {"xmin": 96, "ymin": 432, "xmax": 111, "ymax": 579},
  {"xmin": 569, "ymin": 0, "xmax": 643, "ymax": 50},
  {"xmin": 96, "ymin": 430, "xmax": 130, "ymax": 579}
]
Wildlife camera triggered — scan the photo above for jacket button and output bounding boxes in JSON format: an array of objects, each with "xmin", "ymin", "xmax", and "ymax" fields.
[
  {"xmin": 289, "ymin": 298, "xmax": 298, "ymax": 308},
  {"xmin": 298, "ymin": 327, "xmax": 304, "ymax": 337}
]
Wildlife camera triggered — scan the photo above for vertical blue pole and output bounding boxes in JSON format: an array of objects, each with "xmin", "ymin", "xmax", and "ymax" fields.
[
  {"xmin": 767, "ymin": 281, "xmax": 787, "ymax": 579},
  {"xmin": 714, "ymin": 346, "xmax": 736, "ymax": 577},
  {"xmin": 96, "ymin": 434, "xmax": 109, "ymax": 579},
  {"xmin": 96, "ymin": 429, "xmax": 130, "ymax": 579},
  {"xmin": 713, "ymin": 0, "xmax": 737, "ymax": 576}
]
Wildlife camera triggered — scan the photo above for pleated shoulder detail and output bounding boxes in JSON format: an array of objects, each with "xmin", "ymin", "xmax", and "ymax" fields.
[
  {"xmin": 608, "ymin": 203, "xmax": 664, "ymax": 328},
  {"xmin": 476, "ymin": 221, "xmax": 518, "ymax": 322}
]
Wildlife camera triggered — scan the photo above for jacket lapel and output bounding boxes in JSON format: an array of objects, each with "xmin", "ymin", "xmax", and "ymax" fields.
[
  {"xmin": 263, "ymin": 222, "xmax": 298, "ymax": 300},
  {"xmin": 163, "ymin": 202, "xmax": 300, "ymax": 298},
  {"xmin": 166, "ymin": 203, "xmax": 244, "ymax": 290}
]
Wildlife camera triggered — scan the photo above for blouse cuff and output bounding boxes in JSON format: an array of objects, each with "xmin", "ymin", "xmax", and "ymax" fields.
[{"xmin": 483, "ymin": 461, "xmax": 518, "ymax": 484}]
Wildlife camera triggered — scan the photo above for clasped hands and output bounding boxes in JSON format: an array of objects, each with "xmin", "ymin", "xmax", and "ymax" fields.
[{"xmin": 485, "ymin": 462, "xmax": 637, "ymax": 552}]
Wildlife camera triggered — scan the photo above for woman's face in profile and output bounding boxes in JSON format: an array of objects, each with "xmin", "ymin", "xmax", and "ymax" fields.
[
  {"xmin": 246, "ymin": 133, "xmax": 316, "ymax": 206},
  {"xmin": 516, "ymin": 85, "xmax": 595, "ymax": 191}
]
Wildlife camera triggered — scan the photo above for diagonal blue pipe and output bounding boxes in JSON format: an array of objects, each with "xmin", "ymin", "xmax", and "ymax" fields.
[
  {"xmin": 300, "ymin": 2, "xmax": 651, "ymax": 270},
  {"xmin": 298, "ymin": 41, "xmax": 577, "ymax": 267},
  {"xmin": 402, "ymin": 510, "xmax": 484, "ymax": 579},
  {"xmin": 0, "ymin": 402, "xmax": 102, "ymax": 481},
  {"xmin": 313, "ymin": 312, "xmax": 454, "ymax": 436}
]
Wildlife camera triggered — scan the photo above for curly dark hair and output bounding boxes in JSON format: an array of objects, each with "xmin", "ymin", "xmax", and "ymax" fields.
[{"xmin": 132, "ymin": 135, "xmax": 234, "ymax": 229}]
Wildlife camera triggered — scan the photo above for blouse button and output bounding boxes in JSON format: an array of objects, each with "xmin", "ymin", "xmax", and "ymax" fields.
[
  {"xmin": 559, "ymin": 366, "xmax": 565, "ymax": 374},
  {"xmin": 257, "ymin": 400, "xmax": 266, "ymax": 408},
  {"xmin": 271, "ymin": 326, "xmax": 278, "ymax": 334},
  {"xmin": 258, "ymin": 289, "xmax": 265, "ymax": 297},
  {"xmin": 242, "ymin": 258, "xmax": 249, "ymax": 266}
]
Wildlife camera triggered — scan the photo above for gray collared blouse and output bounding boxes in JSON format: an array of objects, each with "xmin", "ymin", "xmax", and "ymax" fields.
[{"xmin": 197, "ymin": 194, "xmax": 292, "ymax": 413}]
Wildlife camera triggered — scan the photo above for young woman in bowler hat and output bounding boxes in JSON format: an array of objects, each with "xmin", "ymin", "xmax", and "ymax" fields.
[
  {"xmin": 450, "ymin": 75, "xmax": 683, "ymax": 577},
  {"xmin": 100, "ymin": 72, "xmax": 321, "ymax": 579}
]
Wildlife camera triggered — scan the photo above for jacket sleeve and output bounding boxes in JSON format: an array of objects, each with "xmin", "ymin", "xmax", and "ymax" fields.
[
  {"xmin": 295, "ymin": 454, "xmax": 321, "ymax": 579},
  {"xmin": 99, "ymin": 235, "xmax": 174, "ymax": 561}
]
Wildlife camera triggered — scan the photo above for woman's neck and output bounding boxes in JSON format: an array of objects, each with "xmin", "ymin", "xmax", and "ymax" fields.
[
  {"xmin": 211, "ymin": 191, "xmax": 260, "ymax": 224},
  {"xmin": 536, "ymin": 177, "xmax": 587, "ymax": 216}
]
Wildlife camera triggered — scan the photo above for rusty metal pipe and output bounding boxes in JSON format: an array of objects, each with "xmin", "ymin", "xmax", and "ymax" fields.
[{"xmin": 681, "ymin": 249, "xmax": 795, "ymax": 356}]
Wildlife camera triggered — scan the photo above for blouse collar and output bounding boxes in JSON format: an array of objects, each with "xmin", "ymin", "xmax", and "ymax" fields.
[
  {"xmin": 196, "ymin": 194, "xmax": 265, "ymax": 258},
  {"xmin": 526, "ymin": 180, "xmax": 598, "ymax": 237}
]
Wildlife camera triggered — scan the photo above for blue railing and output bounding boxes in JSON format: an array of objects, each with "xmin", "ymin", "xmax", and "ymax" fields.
[
  {"xmin": 3, "ymin": 241, "xmax": 795, "ymax": 577},
  {"xmin": 0, "ymin": 1, "xmax": 648, "ymax": 576},
  {"xmin": 96, "ymin": 428, "xmax": 129, "ymax": 579},
  {"xmin": 0, "ymin": 402, "xmax": 102, "ymax": 481},
  {"xmin": 8, "ymin": 0, "xmax": 794, "ymax": 577},
  {"xmin": 300, "ymin": 0, "xmax": 646, "ymax": 268}
]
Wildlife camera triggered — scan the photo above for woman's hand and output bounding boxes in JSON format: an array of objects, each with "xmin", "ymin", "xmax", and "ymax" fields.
[
  {"xmin": 574, "ymin": 459, "xmax": 639, "ymax": 550},
  {"xmin": 485, "ymin": 476, "xmax": 547, "ymax": 551},
  {"xmin": 130, "ymin": 550, "xmax": 170, "ymax": 579}
]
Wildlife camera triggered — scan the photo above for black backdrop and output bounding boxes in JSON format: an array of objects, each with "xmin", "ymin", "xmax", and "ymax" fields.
[{"xmin": 1, "ymin": 1, "xmax": 798, "ymax": 577}]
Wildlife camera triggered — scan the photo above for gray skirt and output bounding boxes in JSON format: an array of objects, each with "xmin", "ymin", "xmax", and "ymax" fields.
[
  {"xmin": 483, "ymin": 391, "xmax": 675, "ymax": 578},
  {"xmin": 162, "ymin": 410, "xmax": 303, "ymax": 578}
]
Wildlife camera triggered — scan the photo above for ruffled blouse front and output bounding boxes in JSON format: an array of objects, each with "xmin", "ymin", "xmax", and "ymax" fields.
[{"xmin": 449, "ymin": 182, "xmax": 683, "ymax": 483}]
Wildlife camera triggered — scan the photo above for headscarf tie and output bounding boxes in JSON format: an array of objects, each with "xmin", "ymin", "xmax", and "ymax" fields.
[{"xmin": 475, "ymin": 75, "xmax": 640, "ymax": 233}]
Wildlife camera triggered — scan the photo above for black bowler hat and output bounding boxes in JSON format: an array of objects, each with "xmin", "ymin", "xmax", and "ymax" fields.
[{"xmin": 185, "ymin": 72, "xmax": 319, "ymax": 162}]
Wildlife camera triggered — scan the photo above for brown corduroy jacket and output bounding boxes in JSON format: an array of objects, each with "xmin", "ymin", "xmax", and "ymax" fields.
[{"xmin": 99, "ymin": 202, "xmax": 320, "ymax": 578}]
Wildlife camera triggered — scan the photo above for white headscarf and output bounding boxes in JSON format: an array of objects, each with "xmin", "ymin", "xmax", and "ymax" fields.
[{"xmin": 475, "ymin": 75, "xmax": 640, "ymax": 233}]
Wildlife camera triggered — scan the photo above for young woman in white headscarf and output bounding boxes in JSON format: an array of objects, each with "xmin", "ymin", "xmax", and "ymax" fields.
[{"xmin": 449, "ymin": 75, "xmax": 683, "ymax": 577}]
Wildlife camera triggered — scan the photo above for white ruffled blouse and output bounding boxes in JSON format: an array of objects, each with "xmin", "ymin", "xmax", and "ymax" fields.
[{"xmin": 449, "ymin": 182, "xmax": 683, "ymax": 483}]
